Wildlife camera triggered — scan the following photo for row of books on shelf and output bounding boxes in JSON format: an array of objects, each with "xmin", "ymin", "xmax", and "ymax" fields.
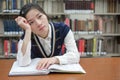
[
  {"xmin": 95, "ymin": 0, "xmax": 120, "ymax": 13},
  {"xmin": 0, "ymin": 38, "xmax": 108, "ymax": 58},
  {"xmin": 3, "ymin": 19, "xmax": 23, "ymax": 35},
  {"xmin": 0, "ymin": 0, "xmax": 95, "ymax": 14},
  {"xmin": 0, "ymin": 0, "xmax": 34, "ymax": 13},
  {"xmin": 77, "ymin": 37, "xmax": 112, "ymax": 56},
  {"xmin": 34, "ymin": 0, "xmax": 94, "ymax": 14},
  {"xmin": 0, "ymin": 0, "xmax": 63, "ymax": 13},
  {"xmin": 67, "ymin": 15, "xmax": 120, "ymax": 34},
  {"xmin": 64, "ymin": 0, "xmax": 94, "ymax": 14},
  {"xmin": 62, "ymin": 37, "xmax": 120, "ymax": 56},
  {"xmin": 0, "ymin": 39, "xmax": 18, "ymax": 57},
  {"xmin": 37, "ymin": 0, "xmax": 64, "ymax": 14},
  {"xmin": 40, "ymin": 0, "xmax": 120, "ymax": 14},
  {"xmin": 0, "ymin": 16, "xmax": 120, "ymax": 35},
  {"xmin": 0, "ymin": 36, "xmax": 120, "ymax": 58},
  {"xmin": 0, "ymin": 0, "xmax": 120, "ymax": 14}
]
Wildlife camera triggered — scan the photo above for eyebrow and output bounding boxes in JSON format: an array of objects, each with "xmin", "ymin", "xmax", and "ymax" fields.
[{"xmin": 27, "ymin": 13, "xmax": 40, "ymax": 22}]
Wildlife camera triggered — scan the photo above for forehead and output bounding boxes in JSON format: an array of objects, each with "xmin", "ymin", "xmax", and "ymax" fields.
[{"xmin": 26, "ymin": 9, "xmax": 41, "ymax": 20}]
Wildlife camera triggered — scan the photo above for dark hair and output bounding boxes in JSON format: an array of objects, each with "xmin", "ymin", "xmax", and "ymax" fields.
[{"xmin": 20, "ymin": 3, "xmax": 48, "ymax": 18}]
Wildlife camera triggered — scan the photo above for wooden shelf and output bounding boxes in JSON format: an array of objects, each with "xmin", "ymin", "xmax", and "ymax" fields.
[
  {"xmin": 0, "ymin": 55, "xmax": 16, "ymax": 59},
  {"xmin": 0, "ymin": 13, "xmax": 19, "ymax": 16},
  {"xmin": 94, "ymin": 13, "xmax": 120, "ymax": 15},
  {"xmin": 80, "ymin": 53, "xmax": 120, "ymax": 58},
  {"xmin": 0, "ymin": 53, "xmax": 120, "ymax": 59},
  {"xmin": 0, "ymin": 34, "xmax": 21, "ymax": 37},
  {"xmin": 74, "ymin": 32, "xmax": 120, "ymax": 38},
  {"xmin": 101, "ymin": 33, "xmax": 120, "ymax": 36}
]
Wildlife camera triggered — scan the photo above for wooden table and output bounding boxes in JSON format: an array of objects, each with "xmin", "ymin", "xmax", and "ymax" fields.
[{"xmin": 0, "ymin": 57, "xmax": 120, "ymax": 80}]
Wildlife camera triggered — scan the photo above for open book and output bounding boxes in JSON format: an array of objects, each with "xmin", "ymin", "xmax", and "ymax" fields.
[{"xmin": 9, "ymin": 58, "xmax": 86, "ymax": 76}]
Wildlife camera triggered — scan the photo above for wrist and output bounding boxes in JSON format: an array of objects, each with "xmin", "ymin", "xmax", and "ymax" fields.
[
  {"xmin": 24, "ymin": 28, "xmax": 31, "ymax": 41},
  {"xmin": 52, "ymin": 57, "xmax": 59, "ymax": 64},
  {"xmin": 25, "ymin": 26, "xmax": 31, "ymax": 32}
]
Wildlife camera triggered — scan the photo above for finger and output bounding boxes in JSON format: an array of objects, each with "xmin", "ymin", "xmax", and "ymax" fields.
[
  {"xmin": 39, "ymin": 60, "xmax": 48, "ymax": 69},
  {"xmin": 36, "ymin": 60, "xmax": 47, "ymax": 70},
  {"xmin": 44, "ymin": 61, "xmax": 52, "ymax": 69},
  {"xmin": 36, "ymin": 60, "xmax": 43, "ymax": 70},
  {"xmin": 36, "ymin": 62, "xmax": 42, "ymax": 70}
]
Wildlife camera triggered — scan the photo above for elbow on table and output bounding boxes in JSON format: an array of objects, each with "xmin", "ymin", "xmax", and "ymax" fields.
[{"xmin": 17, "ymin": 59, "xmax": 31, "ymax": 67}]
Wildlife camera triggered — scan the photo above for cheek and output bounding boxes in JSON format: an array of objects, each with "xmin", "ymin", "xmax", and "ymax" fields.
[
  {"xmin": 31, "ymin": 26, "xmax": 34, "ymax": 30},
  {"xmin": 44, "ymin": 20, "xmax": 49, "ymax": 27},
  {"xmin": 31, "ymin": 26, "xmax": 37, "ymax": 33},
  {"xmin": 42, "ymin": 17, "xmax": 48, "ymax": 23}
]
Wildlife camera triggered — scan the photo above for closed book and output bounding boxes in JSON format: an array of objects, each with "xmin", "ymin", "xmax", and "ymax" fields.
[
  {"xmin": 4, "ymin": 40, "xmax": 9, "ymax": 56},
  {"xmin": 78, "ymin": 39, "xmax": 85, "ymax": 55}
]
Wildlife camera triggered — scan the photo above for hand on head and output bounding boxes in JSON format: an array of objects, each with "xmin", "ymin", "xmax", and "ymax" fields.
[{"xmin": 15, "ymin": 16, "xmax": 31, "ymax": 31}]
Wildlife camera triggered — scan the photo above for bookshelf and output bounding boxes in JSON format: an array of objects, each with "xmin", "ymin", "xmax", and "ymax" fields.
[
  {"xmin": 0, "ymin": 0, "xmax": 67, "ymax": 58},
  {"xmin": 93, "ymin": 0, "xmax": 120, "ymax": 57},
  {"xmin": 0, "ymin": 0, "xmax": 26, "ymax": 58},
  {"xmin": 63, "ymin": 0, "xmax": 120, "ymax": 57},
  {"xmin": 0, "ymin": 0, "xmax": 120, "ymax": 58}
]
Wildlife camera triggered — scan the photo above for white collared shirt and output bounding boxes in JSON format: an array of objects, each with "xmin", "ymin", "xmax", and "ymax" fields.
[
  {"xmin": 17, "ymin": 24, "xmax": 80, "ymax": 66},
  {"xmin": 37, "ymin": 24, "xmax": 51, "ymax": 56}
]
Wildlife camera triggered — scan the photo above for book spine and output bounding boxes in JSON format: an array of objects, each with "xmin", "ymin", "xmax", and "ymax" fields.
[
  {"xmin": 78, "ymin": 39, "xmax": 85, "ymax": 55},
  {"xmin": 4, "ymin": 40, "xmax": 9, "ymax": 57}
]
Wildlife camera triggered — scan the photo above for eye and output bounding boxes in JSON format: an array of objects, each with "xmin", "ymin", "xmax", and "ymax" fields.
[
  {"xmin": 38, "ymin": 15, "xmax": 42, "ymax": 19},
  {"xmin": 29, "ymin": 21, "xmax": 34, "ymax": 25}
]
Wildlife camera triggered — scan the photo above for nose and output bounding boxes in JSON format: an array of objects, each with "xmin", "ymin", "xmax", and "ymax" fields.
[{"xmin": 35, "ymin": 19, "xmax": 42, "ymax": 26}]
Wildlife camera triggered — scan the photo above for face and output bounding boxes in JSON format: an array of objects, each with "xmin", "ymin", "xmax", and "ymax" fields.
[{"xmin": 26, "ymin": 9, "xmax": 49, "ymax": 38}]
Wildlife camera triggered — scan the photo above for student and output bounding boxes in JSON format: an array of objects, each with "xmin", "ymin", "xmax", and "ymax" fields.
[{"xmin": 15, "ymin": 3, "xmax": 80, "ymax": 70}]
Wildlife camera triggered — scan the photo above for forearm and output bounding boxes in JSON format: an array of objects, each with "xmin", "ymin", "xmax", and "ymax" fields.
[
  {"xmin": 55, "ymin": 51, "xmax": 80, "ymax": 65},
  {"xmin": 17, "ymin": 40, "xmax": 31, "ymax": 66},
  {"xmin": 55, "ymin": 30, "xmax": 80, "ymax": 64},
  {"xmin": 22, "ymin": 29, "xmax": 31, "ymax": 56},
  {"xmin": 17, "ymin": 29, "xmax": 32, "ymax": 66},
  {"xmin": 52, "ymin": 57, "xmax": 60, "ymax": 64}
]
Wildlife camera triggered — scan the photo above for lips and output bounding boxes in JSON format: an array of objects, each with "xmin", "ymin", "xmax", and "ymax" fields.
[{"xmin": 39, "ymin": 25, "xmax": 45, "ymax": 31}]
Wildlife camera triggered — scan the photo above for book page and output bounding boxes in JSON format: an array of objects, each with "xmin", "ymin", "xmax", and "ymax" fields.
[
  {"xmin": 9, "ymin": 58, "xmax": 50, "ymax": 76},
  {"xmin": 49, "ymin": 64, "xmax": 86, "ymax": 73}
]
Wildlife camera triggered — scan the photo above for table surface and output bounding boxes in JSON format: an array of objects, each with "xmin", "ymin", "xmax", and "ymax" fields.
[{"xmin": 0, "ymin": 57, "xmax": 120, "ymax": 80}]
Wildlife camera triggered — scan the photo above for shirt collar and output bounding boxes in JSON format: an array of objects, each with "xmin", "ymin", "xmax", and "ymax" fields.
[{"xmin": 47, "ymin": 24, "xmax": 51, "ymax": 39}]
